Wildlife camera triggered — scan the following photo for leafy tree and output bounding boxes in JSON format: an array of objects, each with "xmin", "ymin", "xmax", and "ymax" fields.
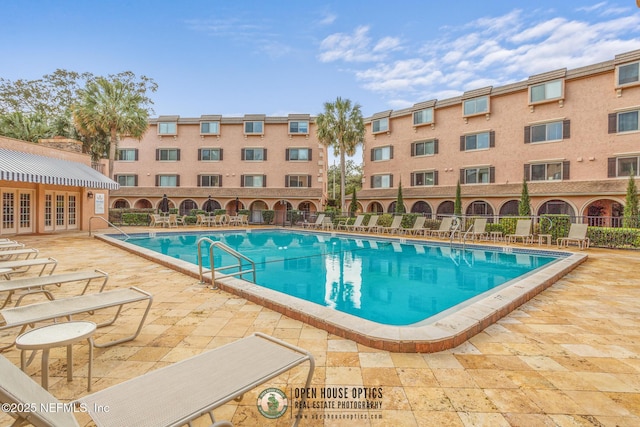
[
  {"xmin": 0, "ymin": 111, "xmax": 52, "ymax": 142},
  {"xmin": 350, "ymin": 190, "xmax": 358, "ymax": 216},
  {"xmin": 395, "ymin": 182, "xmax": 406, "ymax": 214},
  {"xmin": 519, "ymin": 178, "xmax": 532, "ymax": 216},
  {"xmin": 316, "ymin": 97, "xmax": 365, "ymax": 213},
  {"xmin": 623, "ymin": 168, "xmax": 639, "ymax": 228},
  {"xmin": 72, "ymin": 76, "xmax": 152, "ymax": 178},
  {"xmin": 454, "ymin": 180, "xmax": 462, "ymax": 215}
]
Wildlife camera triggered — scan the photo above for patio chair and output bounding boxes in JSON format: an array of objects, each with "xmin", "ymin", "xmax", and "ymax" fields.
[
  {"xmin": 467, "ymin": 218, "xmax": 489, "ymax": 241},
  {"xmin": 168, "ymin": 214, "xmax": 178, "ymax": 227},
  {"xmin": 0, "ymin": 287, "xmax": 152, "ymax": 351},
  {"xmin": 0, "ymin": 241, "xmax": 24, "ymax": 251},
  {"xmin": 359, "ymin": 215, "xmax": 380, "ymax": 232},
  {"xmin": 557, "ymin": 223, "xmax": 590, "ymax": 249},
  {"xmin": 377, "ymin": 215, "xmax": 404, "ymax": 234},
  {"xmin": 150, "ymin": 214, "xmax": 169, "ymax": 228},
  {"xmin": 404, "ymin": 216, "xmax": 427, "ymax": 236},
  {"xmin": 175, "ymin": 214, "xmax": 188, "ymax": 226},
  {"xmin": 303, "ymin": 213, "xmax": 325, "ymax": 229},
  {"xmin": 506, "ymin": 219, "xmax": 533, "ymax": 244},
  {"xmin": 338, "ymin": 214, "xmax": 364, "ymax": 231},
  {"xmin": 238, "ymin": 214, "xmax": 249, "ymax": 226},
  {"xmin": 0, "ymin": 248, "xmax": 39, "ymax": 261},
  {"xmin": 429, "ymin": 217, "xmax": 454, "ymax": 238},
  {"xmin": 0, "ymin": 333, "xmax": 314, "ymax": 427}
]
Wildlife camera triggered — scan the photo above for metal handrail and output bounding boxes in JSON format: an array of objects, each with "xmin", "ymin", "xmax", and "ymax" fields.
[
  {"xmin": 197, "ymin": 237, "xmax": 256, "ymax": 286},
  {"xmin": 89, "ymin": 216, "xmax": 131, "ymax": 240},
  {"xmin": 449, "ymin": 216, "xmax": 461, "ymax": 247}
]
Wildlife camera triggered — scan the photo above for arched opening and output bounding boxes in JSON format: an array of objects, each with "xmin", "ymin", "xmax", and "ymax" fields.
[
  {"xmin": 368, "ymin": 202, "xmax": 383, "ymax": 213},
  {"xmin": 275, "ymin": 200, "xmax": 292, "ymax": 225},
  {"xmin": 134, "ymin": 199, "xmax": 152, "ymax": 209},
  {"xmin": 249, "ymin": 200, "xmax": 268, "ymax": 223},
  {"xmin": 387, "ymin": 201, "xmax": 405, "ymax": 213},
  {"xmin": 225, "ymin": 198, "xmax": 245, "ymax": 214},
  {"xmin": 411, "ymin": 201, "xmax": 433, "ymax": 217},
  {"xmin": 537, "ymin": 199, "xmax": 575, "ymax": 217},
  {"xmin": 348, "ymin": 201, "xmax": 363, "ymax": 215},
  {"xmin": 179, "ymin": 199, "xmax": 198, "ymax": 216},
  {"xmin": 499, "ymin": 200, "xmax": 520, "ymax": 216},
  {"xmin": 112, "ymin": 199, "xmax": 129, "ymax": 209},
  {"xmin": 203, "ymin": 198, "xmax": 221, "ymax": 213},
  {"xmin": 436, "ymin": 201, "xmax": 454, "ymax": 216},
  {"xmin": 584, "ymin": 199, "xmax": 624, "ymax": 227},
  {"xmin": 465, "ymin": 200, "xmax": 494, "ymax": 217}
]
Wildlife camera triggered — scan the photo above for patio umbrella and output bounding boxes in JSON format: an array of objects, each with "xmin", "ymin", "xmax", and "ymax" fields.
[
  {"xmin": 206, "ymin": 196, "xmax": 213, "ymax": 213},
  {"xmin": 235, "ymin": 197, "xmax": 240, "ymax": 214},
  {"xmin": 159, "ymin": 194, "xmax": 170, "ymax": 213}
]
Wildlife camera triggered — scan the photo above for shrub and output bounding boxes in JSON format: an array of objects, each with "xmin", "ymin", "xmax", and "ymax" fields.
[
  {"xmin": 539, "ymin": 214, "xmax": 571, "ymax": 242},
  {"xmin": 262, "ymin": 210, "xmax": 275, "ymax": 224},
  {"xmin": 122, "ymin": 212, "xmax": 152, "ymax": 225},
  {"xmin": 401, "ymin": 214, "xmax": 418, "ymax": 229},
  {"xmin": 588, "ymin": 227, "xmax": 640, "ymax": 248}
]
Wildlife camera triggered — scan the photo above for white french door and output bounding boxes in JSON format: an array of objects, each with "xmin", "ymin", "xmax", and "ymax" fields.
[{"xmin": 1, "ymin": 188, "xmax": 34, "ymax": 235}]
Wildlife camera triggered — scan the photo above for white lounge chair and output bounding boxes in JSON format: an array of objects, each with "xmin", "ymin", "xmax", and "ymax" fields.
[
  {"xmin": 429, "ymin": 217, "xmax": 454, "ymax": 238},
  {"xmin": 377, "ymin": 215, "xmax": 403, "ymax": 234},
  {"xmin": 0, "ymin": 257, "xmax": 58, "ymax": 278},
  {"xmin": 303, "ymin": 213, "xmax": 325, "ymax": 229},
  {"xmin": 467, "ymin": 218, "xmax": 489, "ymax": 241},
  {"xmin": 405, "ymin": 216, "xmax": 427, "ymax": 236},
  {"xmin": 0, "ymin": 333, "xmax": 314, "ymax": 427},
  {"xmin": 339, "ymin": 214, "xmax": 364, "ymax": 231},
  {"xmin": 0, "ymin": 248, "xmax": 39, "ymax": 261},
  {"xmin": 0, "ymin": 287, "xmax": 152, "ymax": 350},
  {"xmin": 506, "ymin": 219, "xmax": 533, "ymax": 244},
  {"xmin": 359, "ymin": 215, "xmax": 380, "ymax": 232},
  {"xmin": 558, "ymin": 223, "xmax": 590, "ymax": 249}
]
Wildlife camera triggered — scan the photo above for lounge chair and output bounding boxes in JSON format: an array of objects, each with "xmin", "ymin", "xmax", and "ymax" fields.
[
  {"xmin": 466, "ymin": 218, "xmax": 489, "ymax": 241},
  {"xmin": 359, "ymin": 215, "xmax": 380, "ymax": 232},
  {"xmin": 405, "ymin": 216, "xmax": 427, "ymax": 236},
  {"xmin": 558, "ymin": 223, "xmax": 590, "ymax": 249},
  {"xmin": 506, "ymin": 219, "xmax": 533, "ymax": 244},
  {"xmin": 0, "ymin": 287, "xmax": 152, "ymax": 351},
  {"xmin": 0, "ymin": 257, "xmax": 58, "ymax": 279},
  {"xmin": 377, "ymin": 215, "xmax": 403, "ymax": 234},
  {"xmin": 338, "ymin": 214, "xmax": 364, "ymax": 231},
  {"xmin": 0, "ymin": 248, "xmax": 39, "ymax": 261},
  {"xmin": 429, "ymin": 217, "xmax": 454, "ymax": 238},
  {"xmin": 0, "ymin": 269, "xmax": 109, "ymax": 309},
  {"xmin": 303, "ymin": 213, "xmax": 325, "ymax": 229},
  {"xmin": 320, "ymin": 216, "xmax": 334, "ymax": 230},
  {"xmin": 0, "ymin": 241, "xmax": 24, "ymax": 251},
  {"xmin": 0, "ymin": 333, "xmax": 314, "ymax": 427}
]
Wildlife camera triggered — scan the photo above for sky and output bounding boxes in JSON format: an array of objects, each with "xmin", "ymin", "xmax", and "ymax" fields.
[{"xmin": 2, "ymin": 0, "xmax": 640, "ymax": 162}]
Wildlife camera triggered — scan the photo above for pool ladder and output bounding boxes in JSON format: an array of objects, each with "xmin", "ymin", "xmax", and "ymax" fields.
[{"xmin": 197, "ymin": 237, "xmax": 256, "ymax": 287}]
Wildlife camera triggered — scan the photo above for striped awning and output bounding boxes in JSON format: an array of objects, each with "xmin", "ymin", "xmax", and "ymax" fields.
[{"xmin": 0, "ymin": 148, "xmax": 119, "ymax": 190}]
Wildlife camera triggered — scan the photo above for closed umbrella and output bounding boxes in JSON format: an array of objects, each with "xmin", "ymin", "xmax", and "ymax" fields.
[
  {"xmin": 206, "ymin": 196, "xmax": 213, "ymax": 213},
  {"xmin": 159, "ymin": 194, "xmax": 170, "ymax": 213}
]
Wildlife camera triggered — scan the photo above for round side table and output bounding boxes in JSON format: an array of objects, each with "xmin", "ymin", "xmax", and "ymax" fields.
[{"xmin": 16, "ymin": 321, "xmax": 96, "ymax": 391}]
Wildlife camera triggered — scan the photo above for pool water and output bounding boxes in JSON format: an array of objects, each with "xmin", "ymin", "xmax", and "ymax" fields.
[{"xmin": 123, "ymin": 230, "xmax": 563, "ymax": 326}]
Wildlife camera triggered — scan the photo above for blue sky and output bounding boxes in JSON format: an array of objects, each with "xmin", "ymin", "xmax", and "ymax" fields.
[{"xmin": 2, "ymin": 1, "xmax": 640, "ymax": 120}]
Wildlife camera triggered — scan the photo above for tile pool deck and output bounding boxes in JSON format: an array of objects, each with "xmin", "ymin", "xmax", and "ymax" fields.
[{"xmin": 1, "ymin": 227, "xmax": 639, "ymax": 426}]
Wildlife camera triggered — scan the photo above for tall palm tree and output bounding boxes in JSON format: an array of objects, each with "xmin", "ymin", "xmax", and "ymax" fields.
[
  {"xmin": 316, "ymin": 97, "xmax": 365, "ymax": 213},
  {"xmin": 0, "ymin": 111, "xmax": 52, "ymax": 142},
  {"xmin": 72, "ymin": 77, "xmax": 149, "ymax": 178}
]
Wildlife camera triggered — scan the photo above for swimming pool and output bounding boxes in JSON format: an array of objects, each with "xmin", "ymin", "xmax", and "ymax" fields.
[{"xmin": 99, "ymin": 229, "xmax": 587, "ymax": 352}]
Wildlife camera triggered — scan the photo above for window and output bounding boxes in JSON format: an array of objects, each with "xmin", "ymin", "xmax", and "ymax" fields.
[
  {"xmin": 198, "ymin": 148, "xmax": 222, "ymax": 161},
  {"xmin": 116, "ymin": 149, "xmax": 137, "ymax": 161},
  {"xmin": 285, "ymin": 175, "xmax": 311, "ymax": 187},
  {"xmin": 463, "ymin": 96, "xmax": 488, "ymax": 116},
  {"xmin": 461, "ymin": 132, "xmax": 494, "ymax": 151},
  {"xmin": 242, "ymin": 175, "xmax": 266, "ymax": 187},
  {"xmin": 617, "ymin": 62, "xmax": 639, "ymax": 86},
  {"xmin": 156, "ymin": 148, "xmax": 180, "ymax": 161},
  {"xmin": 530, "ymin": 162, "xmax": 563, "ymax": 181},
  {"xmin": 609, "ymin": 157, "xmax": 640, "ymax": 177},
  {"xmin": 286, "ymin": 148, "xmax": 311, "ymax": 161},
  {"xmin": 371, "ymin": 174, "xmax": 392, "ymax": 188},
  {"xmin": 372, "ymin": 117, "xmax": 389, "ymax": 133},
  {"xmin": 156, "ymin": 175, "xmax": 179, "ymax": 187},
  {"xmin": 462, "ymin": 167, "xmax": 494, "ymax": 184},
  {"xmin": 115, "ymin": 175, "xmax": 137, "ymax": 186},
  {"xmin": 198, "ymin": 175, "xmax": 222, "ymax": 187},
  {"xmin": 158, "ymin": 122, "xmax": 177, "ymax": 135},
  {"xmin": 411, "ymin": 171, "xmax": 437, "ymax": 186},
  {"xmin": 244, "ymin": 121, "xmax": 263, "ymax": 134},
  {"xmin": 529, "ymin": 80, "xmax": 563, "ymax": 103},
  {"xmin": 526, "ymin": 120, "xmax": 568, "ymax": 143},
  {"xmin": 289, "ymin": 121, "xmax": 309, "ymax": 134},
  {"xmin": 619, "ymin": 110, "xmax": 639, "ymax": 133},
  {"xmin": 371, "ymin": 146, "xmax": 393, "ymax": 161},
  {"xmin": 242, "ymin": 148, "xmax": 266, "ymax": 161},
  {"xmin": 200, "ymin": 121, "xmax": 220, "ymax": 135},
  {"xmin": 411, "ymin": 139, "xmax": 438, "ymax": 156},
  {"xmin": 413, "ymin": 108, "xmax": 433, "ymax": 126}
]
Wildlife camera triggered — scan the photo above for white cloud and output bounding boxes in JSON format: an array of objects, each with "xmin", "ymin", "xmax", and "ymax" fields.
[
  {"xmin": 318, "ymin": 12, "xmax": 337, "ymax": 26},
  {"xmin": 318, "ymin": 26, "xmax": 402, "ymax": 63}
]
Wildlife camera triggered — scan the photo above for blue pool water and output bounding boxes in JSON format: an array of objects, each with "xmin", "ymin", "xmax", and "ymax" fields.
[{"xmin": 120, "ymin": 230, "xmax": 564, "ymax": 326}]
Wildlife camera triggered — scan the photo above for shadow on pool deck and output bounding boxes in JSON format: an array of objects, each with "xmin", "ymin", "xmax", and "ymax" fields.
[{"xmin": 1, "ymin": 228, "xmax": 639, "ymax": 426}]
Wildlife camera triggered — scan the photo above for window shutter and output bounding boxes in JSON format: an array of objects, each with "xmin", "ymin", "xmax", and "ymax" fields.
[
  {"xmin": 563, "ymin": 119, "xmax": 570, "ymax": 139},
  {"xmin": 390, "ymin": 145, "xmax": 394, "ymax": 159},
  {"xmin": 307, "ymin": 175, "xmax": 312, "ymax": 187},
  {"xmin": 460, "ymin": 169, "xmax": 465, "ymax": 184},
  {"xmin": 240, "ymin": 175, "xmax": 245, "ymax": 187},
  {"xmin": 285, "ymin": 175, "xmax": 289, "ymax": 187},
  {"xmin": 411, "ymin": 143, "xmax": 416, "ymax": 157},
  {"xmin": 524, "ymin": 126, "xmax": 531, "ymax": 144},
  {"xmin": 489, "ymin": 131, "xmax": 495, "ymax": 148},
  {"xmin": 219, "ymin": 149, "xmax": 223, "ymax": 160},
  {"xmin": 434, "ymin": 139, "xmax": 439, "ymax": 154},
  {"xmin": 134, "ymin": 149, "xmax": 139, "ymax": 161},
  {"xmin": 263, "ymin": 149, "xmax": 267, "ymax": 161},
  {"xmin": 241, "ymin": 149, "xmax": 246, "ymax": 160},
  {"xmin": 197, "ymin": 175, "xmax": 201, "ymax": 187},
  {"xmin": 262, "ymin": 175, "xmax": 267, "ymax": 187},
  {"xmin": 524, "ymin": 164, "xmax": 530, "ymax": 180},
  {"xmin": 608, "ymin": 113, "xmax": 617, "ymax": 133},
  {"xmin": 460, "ymin": 136, "xmax": 465, "ymax": 151},
  {"xmin": 285, "ymin": 149, "xmax": 290, "ymax": 161},
  {"xmin": 434, "ymin": 170, "xmax": 439, "ymax": 185},
  {"xmin": 389, "ymin": 175, "xmax": 393, "ymax": 188},
  {"xmin": 608, "ymin": 158, "xmax": 616, "ymax": 177},
  {"xmin": 370, "ymin": 148, "xmax": 375, "ymax": 161},
  {"xmin": 410, "ymin": 172, "xmax": 415, "ymax": 186},
  {"xmin": 134, "ymin": 175, "xmax": 138, "ymax": 186},
  {"xmin": 489, "ymin": 167, "xmax": 495, "ymax": 183},
  {"xmin": 562, "ymin": 161, "xmax": 570, "ymax": 180},
  {"xmin": 308, "ymin": 149, "xmax": 312, "ymax": 161},
  {"xmin": 370, "ymin": 176, "xmax": 374, "ymax": 188},
  {"xmin": 155, "ymin": 149, "xmax": 159, "ymax": 161},
  {"xmin": 155, "ymin": 175, "xmax": 159, "ymax": 186},
  {"xmin": 218, "ymin": 175, "xmax": 222, "ymax": 187},
  {"xmin": 198, "ymin": 149, "xmax": 202, "ymax": 161},
  {"xmin": 176, "ymin": 149, "xmax": 181, "ymax": 161}
]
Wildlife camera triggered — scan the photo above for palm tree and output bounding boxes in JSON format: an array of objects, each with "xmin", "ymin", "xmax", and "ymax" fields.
[
  {"xmin": 72, "ymin": 77, "xmax": 149, "ymax": 178},
  {"xmin": 316, "ymin": 97, "xmax": 365, "ymax": 213},
  {"xmin": 0, "ymin": 111, "xmax": 52, "ymax": 142}
]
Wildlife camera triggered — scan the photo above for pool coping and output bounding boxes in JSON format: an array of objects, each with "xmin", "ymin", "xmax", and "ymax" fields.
[{"xmin": 95, "ymin": 229, "xmax": 588, "ymax": 353}]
